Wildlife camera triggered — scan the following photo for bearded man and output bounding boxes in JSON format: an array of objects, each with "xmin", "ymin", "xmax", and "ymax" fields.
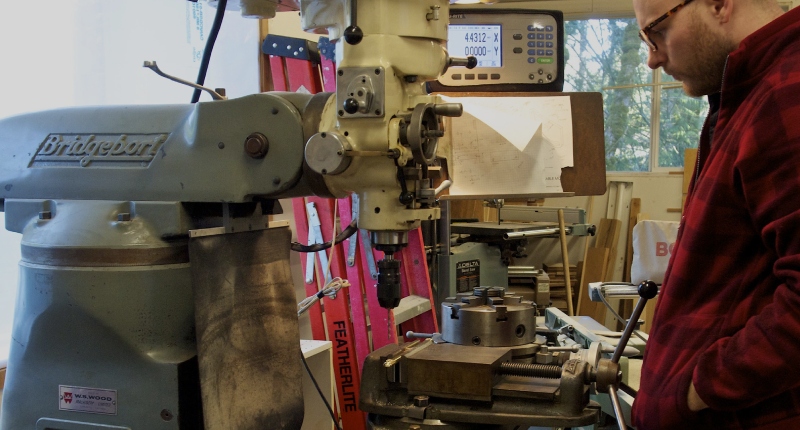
[{"xmin": 630, "ymin": 0, "xmax": 800, "ymax": 428}]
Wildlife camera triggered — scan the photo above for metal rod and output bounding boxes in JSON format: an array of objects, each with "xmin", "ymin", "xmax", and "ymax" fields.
[
  {"xmin": 143, "ymin": 61, "xmax": 226, "ymax": 101},
  {"xmin": 612, "ymin": 296, "xmax": 648, "ymax": 363},
  {"xmin": 609, "ymin": 385, "xmax": 627, "ymax": 430},
  {"xmin": 405, "ymin": 331, "xmax": 434, "ymax": 339},
  {"xmin": 503, "ymin": 227, "xmax": 571, "ymax": 240},
  {"xmin": 344, "ymin": 150, "xmax": 395, "ymax": 157},
  {"xmin": 439, "ymin": 200, "xmax": 451, "ymax": 256},
  {"xmin": 508, "ymin": 266, "xmax": 538, "ymax": 271},
  {"xmin": 558, "ymin": 209, "xmax": 574, "ymax": 316}
]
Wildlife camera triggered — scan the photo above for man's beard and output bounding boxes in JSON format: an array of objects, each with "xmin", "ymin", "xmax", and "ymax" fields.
[{"xmin": 677, "ymin": 12, "xmax": 737, "ymax": 97}]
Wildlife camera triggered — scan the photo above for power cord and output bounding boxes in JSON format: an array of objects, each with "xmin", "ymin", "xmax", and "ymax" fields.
[
  {"xmin": 300, "ymin": 348, "xmax": 343, "ymax": 430},
  {"xmin": 191, "ymin": 0, "xmax": 227, "ymax": 103},
  {"xmin": 297, "ymin": 277, "xmax": 350, "ymax": 316}
]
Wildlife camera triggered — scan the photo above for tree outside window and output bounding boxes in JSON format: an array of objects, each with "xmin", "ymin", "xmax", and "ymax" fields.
[{"xmin": 564, "ymin": 18, "xmax": 708, "ymax": 172}]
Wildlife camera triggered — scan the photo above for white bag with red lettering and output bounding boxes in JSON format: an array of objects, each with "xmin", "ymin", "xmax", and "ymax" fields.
[{"xmin": 630, "ymin": 220, "xmax": 680, "ymax": 284}]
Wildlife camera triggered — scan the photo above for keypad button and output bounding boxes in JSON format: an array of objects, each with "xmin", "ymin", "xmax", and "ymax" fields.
[
  {"xmin": 528, "ymin": 49, "xmax": 537, "ymax": 55},
  {"xmin": 528, "ymin": 33, "xmax": 536, "ymax": 39},
  {"xmin": 514, "ymin": 47, "xmax": 523, "ymax": 54},
  {"xmin": 452, "ymin": 74, "xmax": 462, "ymax": 80},
  {"xmin": 528, "ymin": 41, "xmax": 536, "ymax": 47},
  {"xmin": 546, "ymin": 34, "xmax": 554, "ymax": 40},
  {"xmin": 491, "ymin": 74, "xmax": 501, "ymax": 80},
  {"xmin": 513, "ymin": 33, "xmax": 523, "ymax": 40},
  {"xmin": 537, "ymin": 41, "xmax": 545, "ymax": 48},
  {"xmin": 546, "ymin": 42, "xmax": 554, "ymax": 48},
  {"xmin": 465, "ymin": 74, "xmax": 475, "ymax": 80},
  {"xmin": 546, "ymin": 50, "xmax": 554, "ymax": 56},
  {"xmin": 537, "ymin": 34, "xmax": 545, "ymax": 40},
  {"xmin": 528, "ymin": 57, "xmax": 536, "ymax": 63},
  {"xmin": 478, "ymin": 74, "xmax": 488, "ymax": 80},
  {"xmin": 546, "ymin": 25, "xmax": 554, "ymax": 31},
  {"xmin": 537, "ymin": 49, "xmax": 545, "ymax": 56},
  {"xmin": 527, "ymin": 25, "xmax": 536, "ymax": 31}
]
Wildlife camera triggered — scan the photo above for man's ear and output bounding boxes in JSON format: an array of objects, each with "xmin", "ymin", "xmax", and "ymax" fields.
[{"xmin": 707, "ymin": 0, "xmax": 734, "ymax": 23}]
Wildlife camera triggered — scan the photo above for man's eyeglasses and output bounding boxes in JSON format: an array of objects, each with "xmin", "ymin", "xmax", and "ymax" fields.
[{"xmin": 638, "ymin": 0, "xmax": 695, "ymax": 51}]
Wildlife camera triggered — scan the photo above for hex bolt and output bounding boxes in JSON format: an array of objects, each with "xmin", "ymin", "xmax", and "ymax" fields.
[
  {"xmin": 38, "ymin": 211, "xmax": 52, "ymax": 220},
  {"xmin": 413, "ymin": 395, "xmax": 429, "ymax": 407},
  {"xmin": 244, "ymin": 132, "xmax": 269, "ymax": 159}
]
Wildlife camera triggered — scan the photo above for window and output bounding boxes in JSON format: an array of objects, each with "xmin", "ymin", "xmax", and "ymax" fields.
[
  {"xmin": 563, "ymin": 18, "xmax": 708, "ymax": 172},
  {"xmin": 0, "ymin": 1, "xmax": 259, "ymax": 363}
]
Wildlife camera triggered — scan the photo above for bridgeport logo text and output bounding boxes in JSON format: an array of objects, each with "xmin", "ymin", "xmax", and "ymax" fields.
[{"xmin": 31, "ymin": 133, "xmax": 168, "ymax": 168}]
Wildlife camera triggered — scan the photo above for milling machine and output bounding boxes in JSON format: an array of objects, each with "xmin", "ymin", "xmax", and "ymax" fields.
[
  {"xmin": 0, "ymin": 0, "xmax": 467, "ymax": 428},
  {"xmin": 0, "ymin": 1, "xmax": 614, "ymax": 429}
]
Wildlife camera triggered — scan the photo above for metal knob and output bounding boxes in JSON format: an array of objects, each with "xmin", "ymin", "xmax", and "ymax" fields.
[
  {"xmin": 448, "ymin": 56, "xmax": 478, "ymax": 69},
  {"xmin": 343, "ymin": 98, "xmax": 360, "ymax": 114},
  {"xmin": 433, "ymin": 103, "xmax": 463, "ymax": 118}
]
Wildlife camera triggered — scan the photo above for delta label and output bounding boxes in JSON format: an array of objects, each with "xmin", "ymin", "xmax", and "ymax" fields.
[
  {"xmin": 59, "ymin": 385, "xmax": 117, "ymax": 415},
  {"xmin": 455, "ymin": 259, "xmax": 480, "ymax": 293},
  {"xmin": 31, "ymin": 133, "xmax": 168, "ymax": 168}
]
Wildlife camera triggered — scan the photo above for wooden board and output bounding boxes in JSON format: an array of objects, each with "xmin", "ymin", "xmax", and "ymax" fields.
[
  {"xmin": 683, "ymin": 148, "xmax": 699, "ymax": 194},
  {"xmin": 683, "ymin": 148, "xmax": 699, "ymax": 213},
  {"xmin": 440, "ymin": 92, "xmax": 607, "ymax": 196},
  {"xmin": 624, "ymin": 198, "xmax": 642, "ymax": 283},
  {"xmin": 642, "ymin": 296, "xmax": 659, "ymax": 334},
  {"xmin": 449, "ymin": 200, "xmax": 486, "ymax": 221},
  {"xmin": 594, "ymin": 218, "xmax": 622, "ymax": 281},
  {"xmin": 577, "ymin": 247, "xmax": 610, "ymax": 324}
]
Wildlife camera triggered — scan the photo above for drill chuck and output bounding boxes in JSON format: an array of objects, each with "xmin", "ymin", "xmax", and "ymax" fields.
[{"xmin": 377, "ymin": 258, "xmax": 402, "ymax": 309}]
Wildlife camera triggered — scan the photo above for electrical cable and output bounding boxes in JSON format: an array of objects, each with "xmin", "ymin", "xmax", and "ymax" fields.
[
  {"xmin": 300, "ymin": 348, "xmax": 343, "ymax": 430},
  {"xmin": 191, "ymin": 0, "xmax": 227, "ymax": 103},
  {"xmin": 290, "ymin": 219, "xmax": 359, "ymax": 253},
  {"xmin": 297, "ymin": 277, "xmax": 350, "ymax": 316}
]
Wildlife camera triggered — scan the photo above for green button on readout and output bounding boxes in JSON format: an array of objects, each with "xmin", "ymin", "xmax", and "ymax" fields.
[{"xmin": 537, "ymin": 57, "xmax": 554, "ymax": 64}]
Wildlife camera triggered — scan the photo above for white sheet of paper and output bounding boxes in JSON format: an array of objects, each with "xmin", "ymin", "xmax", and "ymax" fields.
[{"xmin": 442, "ymin": 96, "xmax": 573, "ymax": 196}]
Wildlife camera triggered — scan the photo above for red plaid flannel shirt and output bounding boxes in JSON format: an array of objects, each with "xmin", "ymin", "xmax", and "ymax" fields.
[{"xmin": 632, "ymin": 7, "xmax": 800, "ymax": 430}]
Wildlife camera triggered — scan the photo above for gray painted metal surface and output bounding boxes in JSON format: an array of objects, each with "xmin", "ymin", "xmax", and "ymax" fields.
[
  {"xmin": 1, "ymin": 201, "xmax": 197, "ymax": 429},
  {"xmin": 0, "ymin": 93, "xmax": 312, "ymax": 203}
]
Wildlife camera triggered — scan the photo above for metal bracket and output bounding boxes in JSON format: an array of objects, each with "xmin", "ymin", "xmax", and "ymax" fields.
[
  {"xmin": 336, "ymin": 67, "xmax": 386, "ymax": 118},
  {"xmin": 347, "ymin": 194, "xmax": 360, "ymax": 266},
  {"xmin": 304, "ymin": 202, "xmax": 332, "ymax": 284},
  {"xmin": 360, "ymin": 228, "xmax": 379, "ymax": 280}
]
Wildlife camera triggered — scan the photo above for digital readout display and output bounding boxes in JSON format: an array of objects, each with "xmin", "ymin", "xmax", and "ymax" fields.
[{"xmin": 447, "ymin": 24, "xmax": 502, "ymax": 68}]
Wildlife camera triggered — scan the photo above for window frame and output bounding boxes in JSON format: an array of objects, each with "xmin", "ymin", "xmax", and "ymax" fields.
[
  {"xmin": 562, "ymin": 13, "xmax": 702, "ymax": 172},
  {"xmin": 600, "ymin": 70, "xmax": 687, "ymax": 172}
]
